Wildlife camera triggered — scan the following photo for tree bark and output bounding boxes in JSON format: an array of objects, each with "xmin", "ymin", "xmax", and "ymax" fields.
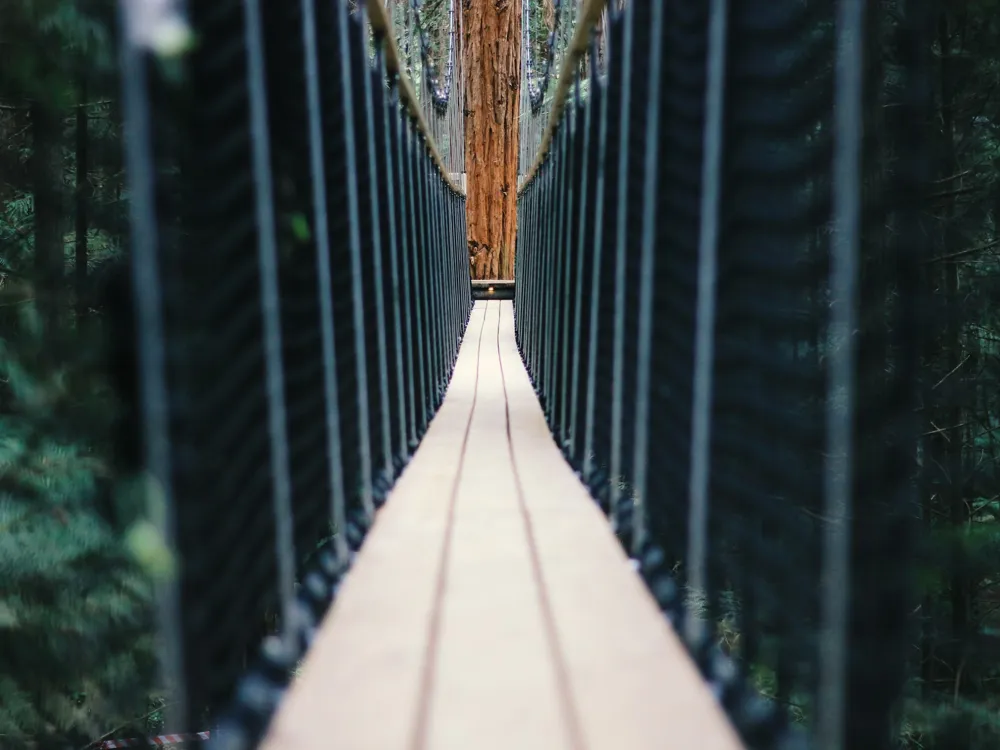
[{"xmin": 464, "ymin": 0, "xmax": 521, "ymax": 280}]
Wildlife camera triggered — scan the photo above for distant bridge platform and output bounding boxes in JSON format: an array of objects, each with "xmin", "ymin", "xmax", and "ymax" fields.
[{"xmin": 261, "ymin": 301, "xmax": 741, "ymax": 750}]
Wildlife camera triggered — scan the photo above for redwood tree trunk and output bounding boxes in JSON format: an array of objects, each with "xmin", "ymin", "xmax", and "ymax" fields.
[{"xmin": 464, "ymin": 0, "xmax": 521, "ymax": 280}]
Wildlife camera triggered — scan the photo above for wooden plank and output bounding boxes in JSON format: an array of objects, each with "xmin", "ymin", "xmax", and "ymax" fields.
[
  {"xmin": 259, "ymin": 304, "xmax": 488, "ymax": 750},
  {"xmin": 261, "ymin": 300, "xmax": 744, "ymax": 750},
  {"xmin": 493, "ymin": 301, "xmax": 744, "ymax": 750},
  {"xmin": 420, "ymin": 301, "xmax": 572, "ymax": 750}
]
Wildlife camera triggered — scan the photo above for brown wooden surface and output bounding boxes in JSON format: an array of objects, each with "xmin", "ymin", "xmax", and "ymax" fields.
[{"xmin": 260, "ymin": 301, "xmax": 743, "ymax": 750}]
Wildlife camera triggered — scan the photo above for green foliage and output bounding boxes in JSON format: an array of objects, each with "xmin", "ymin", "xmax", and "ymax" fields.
[
  {"xmin": 0, "ymin": 2, "xmax": 158, "ymax": 740},
  {"xmin": 0, "ymin": 304, "xmax": 158, "ymax": 748},
  {"xmin": 902, "ymin": 699, "xmax": 1000, "ymax": 750},
  {"xmin": 0, "ymin": 0, "xmax": 115, "ymax": 107}
]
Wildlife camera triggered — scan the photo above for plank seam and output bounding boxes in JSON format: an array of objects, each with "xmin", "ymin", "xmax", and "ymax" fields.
[
  {"xmin": 495, "ymin": 303, "xmax": 589, "ymax": 750},
  {"xmin": 409, "ymin": 300, "xmax": 491, "ymax": 750}
]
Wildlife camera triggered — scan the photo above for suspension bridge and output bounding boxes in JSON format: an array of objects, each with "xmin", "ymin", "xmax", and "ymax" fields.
[{"xmin": 113, "ymin": 0, "xmax": 928, "ymax": 749}]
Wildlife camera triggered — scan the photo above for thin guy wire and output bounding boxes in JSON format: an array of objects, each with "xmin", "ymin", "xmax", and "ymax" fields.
[
  {"xmin": 608, "ymin": 1, "xmax": 635, "ymax": 526},
  {"xmin": 243, "ymin": 0, "xmax": 297, "ymax": 639},
  {"xmin": 117, "ymin": 0, "xmax": 186, "ymax": 731},
  {"xmin": 819, "ymin": 1, "xmax": 864, "ymax": 747},
  {"xmin": 685, "ymin": 0, "xmax": 728, "ymax": 645},
  {"xmin": 630, "ymin": 0, "xmax": 665, "ymax": 556},
  {"xmin": 302, "ymin": 0, "xmax": 349, "ymax": 563},
  {"xmin": 336, "ymin": 0, "xmax": 375, "ymax": 518}
]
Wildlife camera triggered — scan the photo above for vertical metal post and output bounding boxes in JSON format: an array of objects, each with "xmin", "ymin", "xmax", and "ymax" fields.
[
  {"xmin": 243, "ymin": 0, "xmax": 297, "ymax": 636},
  {"xmin": 569, "ymin": 55, "xmax": 595, "ymax": 465},
  {"xmin": 818, "ymin": 1, "xmax": 864, "ymax": 747},
  {"xmin": 381, "ymin": 76, "xmax": 408, "ymax": 462},
  {"xmin": 431, "ymin": 169, "xmax": 445, "ymax": 390},
  {"xmin": 539, "ymin": 141, "xmax": 554, "ymax": 402},
  {"xmin": 301, "ymin": 0, "xmax": 348, "ymax": 562},
  {"xmin": 398, "ymin": 114, "xmax": 419, "ymax": 448},
  {"xmin": 415, "ymin": 145, "xmax": 439, "ymax": 405},
  {"xmin": 631, "ymin": 0, "xmax": 666, "ymax": 557},
  {"xmin": 544, "ymin": 126, "xmax": 568, "ymax": 410},
  {"xmin": 558, "ymin": 96, "xmax": 579, "ymax": 447},
  {"xmin": 359, "ymin": 25, "xmax": 394, "ymax": 481},
  {"xmin": 117, "ymin": 0, "xmax": 186, "ymax": 730},
  {"xmin": 405, "ymin": 125, "xmax": 429, "ymax": 433},
  {"xmin": 521, "ymin": 184, "xmax": 535, "ymax": 367},
  {"xmin": 335, "ymin": 0, "xmax": 375, "ymax": 518},
  {"xmin": 533, "ymin": 165, "xmax": 551, "ymax": 378},
  {"xmin": 582, "ymin": 12, "xmax": 614, "ymax": 484},
  {"xmin": 608, "ymin": 0, "xmax": 635, "ymax": 526},
  {"xmin": 684, "ymin": 0, "xmax": 728, "ymax": 645}
]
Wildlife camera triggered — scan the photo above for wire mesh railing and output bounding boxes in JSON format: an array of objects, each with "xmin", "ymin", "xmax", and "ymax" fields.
[
  {"xmin": 515, "ymin": 1, "xmax": 931, "ymax": 748},
  {"xmin": 117, "ymin": 0, "xmax": 468, "ymax": 744}
]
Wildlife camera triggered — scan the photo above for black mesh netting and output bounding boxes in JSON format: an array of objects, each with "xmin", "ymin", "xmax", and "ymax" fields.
[
  {"xmin": 515, "ymin": 2, "xmax": 930, "ymax": 749},
  {"xmin": 117, "ymin": 0, "xmax": 938, "ymax": 745},
  {"xmin": 118, "ymin": 0, "xmax": 469, "ymax": 739}
]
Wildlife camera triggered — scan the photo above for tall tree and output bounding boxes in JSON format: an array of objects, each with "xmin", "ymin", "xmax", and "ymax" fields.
[{"xmin": 464, "ymin": 0, "xmax": 521, "ymax": 280}]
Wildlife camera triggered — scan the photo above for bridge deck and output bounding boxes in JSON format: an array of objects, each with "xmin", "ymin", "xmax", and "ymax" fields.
[{"xmin": 261, "ymin": 301, "xmax": 742, "ymax": 750}]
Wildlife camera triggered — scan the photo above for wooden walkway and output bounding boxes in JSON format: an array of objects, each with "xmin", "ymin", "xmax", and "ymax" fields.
[{"xmin": 261, "ymin": 301, "xmax": 742, "ymax": 750}]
